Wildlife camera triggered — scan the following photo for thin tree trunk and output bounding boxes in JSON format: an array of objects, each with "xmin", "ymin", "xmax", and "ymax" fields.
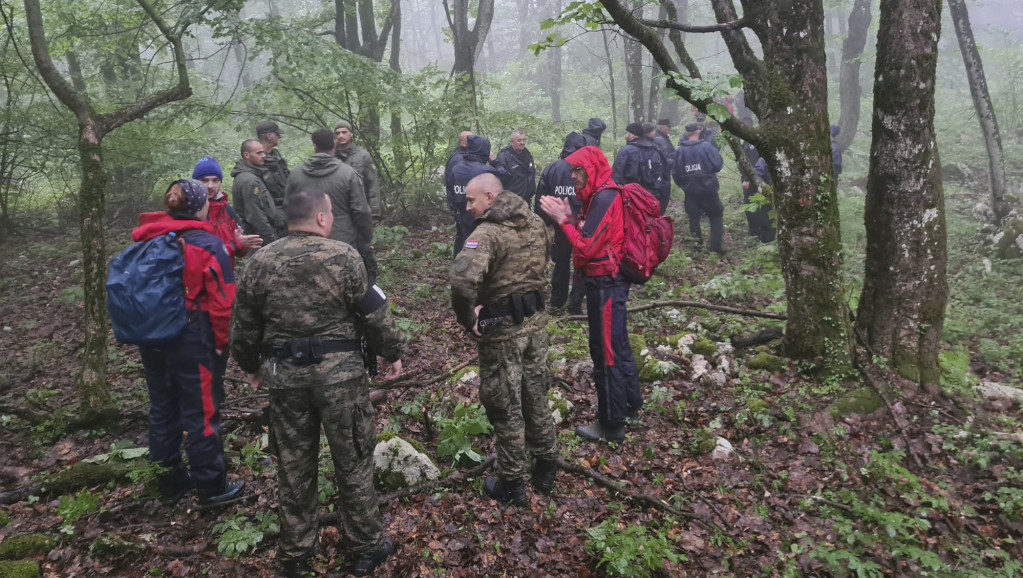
[
  {"xmin": 836, "ymin": 0, "xmax": 871, "ymax": 153},
  {"xmin": 947, "ymin": 0, "xmax": 1007, "ymax": 222},
  {"xmin": 624, "ymin": 36, "xmax": 644, "ymax": 122},
  {"xmin": 601, "ymin": 28, "xmax": 618, "ymax": 141},
  {"xmin": 856, "ymin": 0, "xmax": 947, "ymax": 392},
  {"xmin": 388, "ymin": 0, "xmax": 403, "ymax": 203}
]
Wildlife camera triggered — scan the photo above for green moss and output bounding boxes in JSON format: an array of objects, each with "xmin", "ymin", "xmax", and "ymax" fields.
[
  {"xmin": 895, "ymin": 363, "xmax": 920, "ymax": 383},
  {"xmin": 830, "ymin": 387, "xmax": 884, "ymax": 417},
  {"xmin": 629, "ymin": 334, "xmax": 648, "ymax": 360},
  {"xmin": 44, "ymin": 462, "xmax": 129, "ymax": 496},
  {"xmin": 0, "ymin": 560, "xmax": 41, "ymax": 578},
  {"xmin": 748, "ymin": 352, "xmax": 786, "ymax": 372},
  {"xmin": 448, "ymin": 366, "xmax": 480, "ymax": 386},
  {"xmin": 0, "ymin": 511, "xmax": 9, "ymax": 528},
  {"xmin": 374, "ymin": 470, "xmax": 410, "ymax": 493},
  {"xmin": 0, "ymin": 535, "xmax": 53, "ymax": 560},
  {"xmin": 376, "ymin": 431, "xmax": 396, "ymax": 443},
  {"xmin": 745, "ymin": 399, "xmax": 769, "ymax": 415},
  {"xmin": 689, "ymin": 428, "xmax": 717, "ymax": 457},
  {"xmin": 547, "ymin": 390, "xmax": 572, "ymax": 418},
  {"xmin": 994, "ymin": 218, "xmax": 1023, "ymax": 259},
  {"xmin": 691, "ymin": 337, "xmax": 716, "ymax": 357}
]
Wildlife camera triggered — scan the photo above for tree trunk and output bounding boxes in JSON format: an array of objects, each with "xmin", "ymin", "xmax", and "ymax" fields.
[
  {"xmin": 624, "ymin": 35, "xmax": 644, "ymax": 123},
  {"xmin": 947, "ymin": 0, "xmax": 1007, "ymax": 222},
  {"xmin": 836, "ymin": 0, "xmax": 871, "ymax": 153},
  {"xmin": 856, "ymin": 0, "xmax": 947, "ymax": 392},
  {"xmin": 601, "ymin": 28, "xmax": 619, "ymax": 141},
  {"xmin": 389, "ymin": 0, "xmax": 404, "ymax": 191}
]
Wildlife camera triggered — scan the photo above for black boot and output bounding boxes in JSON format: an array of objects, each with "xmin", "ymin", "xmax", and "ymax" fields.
[
  {"xmin": 351, "ymin": 537, "xmax": 394, "ymax": 576},
  {"xmin": 575, "ymin": 422, "xmax": 626, "ymax": 442},
  {"xmin": 197, "ymin": 479, "xmax": 245, "ymax": 506},
  {"xmin": 484, "ymin": 476, "xmax": 528, "ymax": 506},
  {"xmin": 531, "ymin": 458, "xmax": 558, "ymax": 495},
  {"xmin": 157, "ymin": 467, "xmax": 194, "ymax": 505}
]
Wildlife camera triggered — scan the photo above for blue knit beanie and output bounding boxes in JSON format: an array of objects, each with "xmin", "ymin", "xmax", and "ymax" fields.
[{"xmin": 192, "ymin": 156, "xmax": 223, "ymax": 181}]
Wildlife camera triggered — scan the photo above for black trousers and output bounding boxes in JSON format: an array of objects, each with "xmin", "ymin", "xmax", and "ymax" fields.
[
  {"xmin": 453, "ymin": 211, "xmax": 477, "ymax": 257},
  {"xmin": 585, "ymin": 275, "xmax": 642, "ymax": 426},
  {"xmin": 684, "ymin": 192, "xmax": 724, "ymax": 253},
  {"xmin": 550, "ymin": 227, "xmax": 584, "ymax": 310}
]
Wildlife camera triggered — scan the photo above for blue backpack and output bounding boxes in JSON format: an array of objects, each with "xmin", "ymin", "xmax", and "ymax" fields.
[{"xmin": 107, "ymin": 231, "xmax": 195, "ymax": 346}]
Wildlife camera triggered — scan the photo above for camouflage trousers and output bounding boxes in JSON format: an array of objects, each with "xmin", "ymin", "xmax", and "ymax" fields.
[
  {"xmin": 267, "ymin": 377, "xmax": 382, "ymax": 562},
  {"xmin": 478, "ymin": 328, "xmax": 558, "ymax": 481}
]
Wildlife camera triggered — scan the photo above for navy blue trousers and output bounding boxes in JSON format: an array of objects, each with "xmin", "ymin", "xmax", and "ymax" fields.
[
  {"xmin": 139, "ymin": 315, "xmax": 226, "ymax": 495},
  {"xmin": 453, "ymin": 211, "xmax": 477, "ymax": 257},
  {"xmin": 585, "ymin": 275, "xmax": 642, "ymax": 426},
  {"xmin": 550, "ymin": 227, "xmax": 584, "ymax": 310}
]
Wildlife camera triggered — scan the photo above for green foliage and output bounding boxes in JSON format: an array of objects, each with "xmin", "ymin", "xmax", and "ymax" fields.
[
  {"xmin": 0, "ymin": 512, "xmax": 8, "ymax": 529},
  {"xmin": 373, "ymin": 225, "xmax": 409, "ymax": 252},
  {"xmin": 748, "ymin": 352, "xmax": 785, "ymax": 372},
  {"xmin": 691, "ymin": 337, "xmax": 716, "ymax": 357},
  {"xmin": 689, "ymin": 428, "xmax": 717, "ymax": 457},
  {"xmin": 55, "ymin": 489, "xmax": 99, "ymax": 535},
  {"xmin": 89, "ymin": 535, "xmax": 143, "ymax": 558},
  {"xmin": 584, "ymin": 517, "xmax": 684, "ymax": 577},
  {"xmin": 435, "ymin": 402, "xmax": 493, "ymax": 465},
  {"xmin": 240, "ymin": 439, "xmax": 269, "ymax": 476},
  {"xmin": 937, "ymin": 347, "xmax": 977, "ymax": 396},
  {"xmin": 0, "ymin": 560, "xmax": 41, "ymax": 578},
  {"xmin": 57, "ymin": 287, "xmax": 83, "ymax": 306},
  {"xmin": 212, "ymin": 512, "xmax": 279, "ymax": 558}
]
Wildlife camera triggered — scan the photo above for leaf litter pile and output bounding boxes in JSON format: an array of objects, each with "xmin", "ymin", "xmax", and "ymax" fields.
[{"xmin": 0, "ymin": 218, "xmax": 1021, "ymax": 577}]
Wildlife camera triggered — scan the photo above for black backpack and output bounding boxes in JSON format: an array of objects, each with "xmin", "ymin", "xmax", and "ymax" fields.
[{"xmin": 638, "ymin": 146, "xmax": 669, "ymax": 192}]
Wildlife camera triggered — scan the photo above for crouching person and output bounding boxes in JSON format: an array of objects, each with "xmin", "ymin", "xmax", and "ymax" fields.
[
  {"xmin": 230, "ymin": 189, "xmax": 405, "ymax": 577},
  {"xmin": 450, "ymin": 173, "xmax": 560, "ymax": 506}
]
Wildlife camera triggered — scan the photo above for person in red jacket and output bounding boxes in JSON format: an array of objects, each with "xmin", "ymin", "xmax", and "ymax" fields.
[
  {"xmin": 540, "ymin": 146, "xmax": 642, "ymax": 442},
  {"xmin": 131, "ymin": 178, "xmax": 245, "ymax": 506},
  {"xmin": 191, "ymin": 157, "xmax": 262, "ymax": 263}
]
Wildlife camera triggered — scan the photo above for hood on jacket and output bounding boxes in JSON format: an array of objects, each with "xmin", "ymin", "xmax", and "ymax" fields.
[
  {"xmin": 630, "ymin": 136, "xmax": 658, "ymax": 150},
  {"xmin": 230, "ymin": 159, "xmax": 266, "ymax": 179},
  {"xmin": 481, "ymin": 189, "xmax": 531, "ymax": 229},
  {"xmin": 561, "ymin": 132, "xmax": 587, "ymax": 158},
  {"xmin": 466, "ymin": 135, "xmax": 492, "ymax": 161},
  {"xmin": 301, "ymin": 152, "xmax": 343, "ymax": 178},
  {"xmin": 564, "ymin": 146, "xmax": 614, "ymax": 204},
  {"xmin": 131, "ymin": 212, "xmax": 213, "ymax": 243},
  {"xmin": 583, "ymin": 118, "xmax": 606, "ymax": 137},
  {"xmin": 831, "ymin": 124, "xmax": 841, "ymax": 138}
]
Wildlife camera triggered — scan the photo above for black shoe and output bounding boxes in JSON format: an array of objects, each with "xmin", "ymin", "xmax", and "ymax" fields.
[
  {"xmin": 351, "ymin": 537, "xmax": 394, "ymax": 576},
  {"xmin": 197, "ymin": 479, "xmax": 245, "ymax": 506},
  {"xmin": 483, "ymin": 476, "xmax": 528, "ymax": 506},
  {"xmin": 281, "ymin": 557, "xmax": 312, "ymax": 578},
  {"xmin": 567, "ymin": 305, "xmax": 583, "ymax": 316},
  {"xmin": 575, "ymin": 422, "xmax": 626, "ymax": 442},
  {"xmin": 158, "ymin": 483, "xmax": 194, "ymax": 506},
  {"xmin": 531, "ymin": 458, "xmax": 558, "ymax": 495}
]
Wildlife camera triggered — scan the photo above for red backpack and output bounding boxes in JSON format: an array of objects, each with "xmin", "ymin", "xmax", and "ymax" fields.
[{"xmin": 615, "ymin": 183, "xmax": 675, "ymax": 284}]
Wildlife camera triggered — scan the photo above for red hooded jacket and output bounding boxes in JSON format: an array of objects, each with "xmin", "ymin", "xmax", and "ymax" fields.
[
  {"xmin": 207, "ymin": 192, "xmax": 245, "ymax": 263},
  {"xmin": 131, "ymin": 213, "xmax": 236, "ymax": 350},
  {"xmin": 559, "ymin": 146, "xmax": 624, "ymax": 277}
]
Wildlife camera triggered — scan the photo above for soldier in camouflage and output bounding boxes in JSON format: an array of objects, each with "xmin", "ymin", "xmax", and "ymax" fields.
[
  {"xmin": 230, "ymin": 189, "xmax": 404, "ymax": 577},
  {"xmin": 450, "ymin": 173, "xmax": 559, "ymax": 506}
]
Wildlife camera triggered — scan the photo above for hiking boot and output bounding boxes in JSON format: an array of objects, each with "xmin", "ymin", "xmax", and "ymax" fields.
[
  {"xmin": 159, "ymin": 483, "xmax": 194, "ymax": 506},
  {"xmin": 567, "ymin": 305, "xmax": 583, "ymax": 316},
  {"xmin": 157, "ymin": 469, "xmax": 194, "ymax": 505},
  {"xmin": 351, "ymin": 537, "xmax": 394, "ymax": 576},
  {"xmin": 197, "ymin": 479, "xmax": 245, "ymax": 506},
  {"xmin": 281, "ymin": 557, "xmax": 312, "ymax": 578},
  {"xmin": 575, "ymin": 422, "xmax": 626, "ymax": 443},
  {"xmin": 483, "ymin": 476, "xmax": 528, "ymax": 506},
  {"xmin": 531, "ymin": 458, "xmax": 558, "ymax": 495}
]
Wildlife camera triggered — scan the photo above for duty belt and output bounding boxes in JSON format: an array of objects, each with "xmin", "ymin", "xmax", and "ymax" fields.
[
  {"xmin": 477, "ymin": 291, "xmax": 545, "ymax": 334},
  {"xmin": 260, "ymin": 337, "xmax": 361, "ymax": 366}
]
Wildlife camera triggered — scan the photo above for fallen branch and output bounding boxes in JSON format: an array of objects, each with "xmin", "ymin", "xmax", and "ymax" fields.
[
  {"xmin": 566, "ymin": 300, "xmax": 786, "ymax": 322},
  {"xmin": 371, "ymin": 357, "xmax": 477, "ymax": 392},
  {"xmin": 554, "ymin": 457, "xmax": 721, "ymax": 532}
]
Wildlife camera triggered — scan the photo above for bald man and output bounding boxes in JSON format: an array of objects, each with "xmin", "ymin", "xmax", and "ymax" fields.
[{"xmin": 450, "ymin": 173, "xmax": 558, "ymax": 507}]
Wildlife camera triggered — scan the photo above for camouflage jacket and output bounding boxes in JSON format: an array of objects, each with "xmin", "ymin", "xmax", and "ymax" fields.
[
  {"xmin": 336, "ymin": 145, "xmax": 381, "ymax": 218},
  {"xmin": 231, "ymin": 232, "xmax": 404, "ymax": 389},
  {"xmin": 450, "ymin": 191, "xmax": 551, "ymax": 342}
]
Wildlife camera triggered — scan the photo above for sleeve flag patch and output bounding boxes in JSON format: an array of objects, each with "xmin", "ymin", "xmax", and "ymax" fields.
[{"xmin": 464, "ymin": 240, "xmax": 479, "ymax": 249}]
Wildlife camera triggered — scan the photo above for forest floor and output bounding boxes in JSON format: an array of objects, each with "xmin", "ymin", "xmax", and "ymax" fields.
[{"xmin": 1, "ymin": 187, "xmax": 1022, "ymax": 578}]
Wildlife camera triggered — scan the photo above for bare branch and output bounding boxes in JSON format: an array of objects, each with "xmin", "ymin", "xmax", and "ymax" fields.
[
  {"xmin": 22, "ymin": 0, "xmax": 94, "ymax": 123},
  {"xmin": 639, "ymin": 17, "xmax": 746, "ymax": 33}
]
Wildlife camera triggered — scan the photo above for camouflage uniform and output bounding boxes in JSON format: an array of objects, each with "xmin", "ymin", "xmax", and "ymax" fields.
[
  {"xmin": 450, "ymin": 191, "xmax": 558, "ymax": 482},
  {"xmin": 230, "ymin": 232, "xmax": 404, "ymax": 563}
]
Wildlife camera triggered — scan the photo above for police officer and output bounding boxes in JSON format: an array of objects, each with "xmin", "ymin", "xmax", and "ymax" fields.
[
  {"xmin": 231, "ymin": 189, "xmax": 404, "ymax": 577},
  {"xmin": 612, "ymin": 122, "xmax": 671, "ymax": 215},
  {"xmin": 492, "ymin": 130, "xmax": 536, "ymax": 204},
  {"xmin": 673, "ymin": 123, "xmax": 726, "ymax": 254},
  {"xmin": 447, "ymin": 135, "xmax": 497, "ymax": 256},
  {"xmin": 451, "ymin": 173, "xmax": 559, "ymax": 506},
  {"xmin": 581, "ymin": 117, "xmax": 607, "ymax": 148},
  {"xmin": 256, "ymin": 121, "xmax": 290, "ymax": 209},
  {"xmin": 536, "ymin": 132, "xmax": 586, "ymax": 314}
]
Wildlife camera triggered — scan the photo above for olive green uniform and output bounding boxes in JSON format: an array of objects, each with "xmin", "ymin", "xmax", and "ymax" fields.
[
  {"xmin": 450, "ymin": 191, "xmax": 558, "ymax": 482},
  {"xmin": 336, "ymin": 144, "xmax": 382, "ymax": 218},
  {"xmin": 231, "ymin": 232, "xmax": 403, "ymax": 563},
  {"xmin": 230, "ymin": 160, "xmax": 286, "ymax": 245},
  {"xmin": 262, "ymin": 148, "xmax": 291, "ymax": 209}
]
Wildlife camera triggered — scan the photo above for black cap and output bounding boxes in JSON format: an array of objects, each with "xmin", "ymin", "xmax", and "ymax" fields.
[
  {"xmin": 657, "ymin": 118, "xmax": 672, "ymax": 127},
  {"xmin": 641, "ymin": 122, "xmax": 656, "ymax": 135},
  {"xmin": 625, "ymin": 122, "xmax": 645, "ymax": 137},
  {"xmin": 256, "ymin": 121, "xmax": 282, "ymax": 138},
  {"xmin": 684, "ymin": 123, "xmax": 700, "ymax": 134}
]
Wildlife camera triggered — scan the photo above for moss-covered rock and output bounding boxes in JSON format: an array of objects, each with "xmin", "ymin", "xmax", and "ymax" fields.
[
  {"xmin": 830, "ymin": 387, "xmax": 884, "ymax": 417},
  {"xmin": 745, "ymin": 399, "xmax": 769, "ymax": 415},
  {"xmin": 89, "ymin": 536, "xmax": 143, "ymax": 558},
  {"xmin": 448, "ymin": 366, "xmax": 480, "ymax": 386},
  {"xmin": 0, "ymin": 534, "xmax": 53, "ymax": 560},
  {"xmin": 691, "ymin": 337, "xmax": 716, "ymax": 357},
  {"xmin": 748, "ymin": 352, "xmax": 786, "ymax": 372},
  {"xmin": 629, "ymin": 334, "xmax": 648, "ymax": 360},
  {"xmin": 993, "ymin": 218, "xmax": 1023, "ymax": 259},
  {"xmin": 0, "ymin": 560, "xmax": 41, "ymax": 578},
  {"xmin": 42, "ymin": 462, "xmax": 130, "ymax": 497}
]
